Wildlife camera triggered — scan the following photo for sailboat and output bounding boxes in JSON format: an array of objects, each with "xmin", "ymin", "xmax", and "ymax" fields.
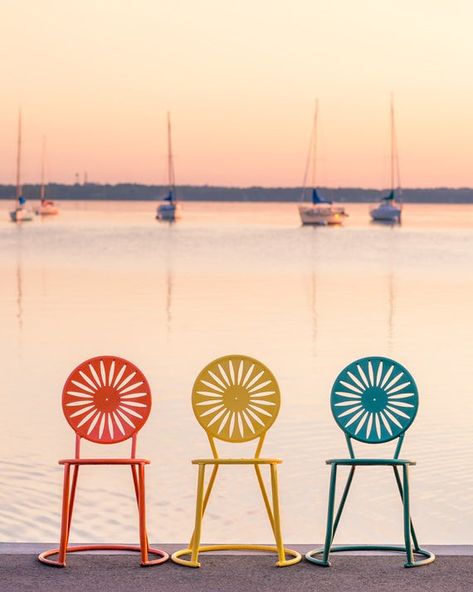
[
  {"xmin": 370, "ymin": 97, "xmax": 402, "ymax": 223},
  {"xmin": 35, "ymin": 136, "xmax": 59, "ymax": 216},
  {"xmin": 298, "ymin": 100, "xmax": 347, "ymax": 226},
  {"xmin": 10, "ymin": 110, "xmax": 34, "ymax": 223},
  {"xmin": 156, "ymin": 112, "xmax": 182, "ymax": 221}
]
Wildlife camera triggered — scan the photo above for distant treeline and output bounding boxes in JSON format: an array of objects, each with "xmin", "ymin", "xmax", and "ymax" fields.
[{"xmin": 0, "ymin": 183, "xmax": 472, "ymax": 203}]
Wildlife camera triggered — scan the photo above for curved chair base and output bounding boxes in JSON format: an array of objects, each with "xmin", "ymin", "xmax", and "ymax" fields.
[
  {"xmin": 305, "ymin": 544, "xmax": 435, "ymax": 568},
  {"xmin": 38, "ymin": 544, "xmax": 169, "ymax": 567},
  {"xmin": 172, "ymin": 544, "xmax": 302, "ymax": 568}
]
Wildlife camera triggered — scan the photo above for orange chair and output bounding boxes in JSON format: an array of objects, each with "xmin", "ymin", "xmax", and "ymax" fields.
[{"xmin": 38, "ymin": 355, "xmax": 169, "ymax": 567}]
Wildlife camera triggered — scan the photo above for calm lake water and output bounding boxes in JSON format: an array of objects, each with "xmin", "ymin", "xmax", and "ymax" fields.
[{"xmin": 0, "ymin": 200, "xmax": 472, "ymax": 545}]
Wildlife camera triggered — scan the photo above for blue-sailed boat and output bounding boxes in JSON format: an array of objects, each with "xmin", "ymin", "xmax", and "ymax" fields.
[
  {"xmin": 370, "ymin": 97, "xmax": 402, "ymax": 223},
  {"xmin": 298, "ymin": 100, "xmax": 347, "ymax": 225},
  {"xmin": 10, "ymin": 110, "xmax": 34, "ymax": 223}
]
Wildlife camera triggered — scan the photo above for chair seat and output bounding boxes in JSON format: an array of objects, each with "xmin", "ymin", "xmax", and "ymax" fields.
[
  {"xmin": 326, "ymin": 458, "xmax": 415, "ymax": 466},
  {"xmin": 59, "ymin": 458, "xmax": 150, "ymax": 465},
  {"xmin": 192, "ymin": 458, "xmax": 282, "ymax": 465}
]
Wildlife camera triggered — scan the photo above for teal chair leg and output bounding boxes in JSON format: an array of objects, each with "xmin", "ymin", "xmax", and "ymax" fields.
[
  {"xmin": 306, "ymin": 463, "xmax": 435, "ymax": 568},
  {"xmin": 322, "ymin": 464, "xmax": 338, "ymax": 565},
  {"xmin": 306, "ymin": 465, "xmax": 356, "ymax": 566},
  {"xmin": 306, "ymin": 464, "xmax": 340, "ymax": 566},
  {"xmin": 331, "ymin": 466, "xmax": 355, "ymax": 536},
  {"xmin": 393, "ymin": 466, "xmax": 435, "ymax": 567},
  {"xmin": 393, "ymin": 467, "xmax": 419, "ymax": 550},
  {"xmin": 402, "ymin": 465, "xmax": 414, "ymax": 566}
]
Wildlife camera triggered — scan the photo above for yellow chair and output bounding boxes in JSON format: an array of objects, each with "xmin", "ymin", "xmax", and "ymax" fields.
[{"xmin": 172, "ymin": 354, "xmax": 301, "ymax": 567}]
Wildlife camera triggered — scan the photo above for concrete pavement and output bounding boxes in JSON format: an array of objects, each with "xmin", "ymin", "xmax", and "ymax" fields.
[{"xmin": 0, "ymin": 550, "xmax": 472, "ymax": 592}]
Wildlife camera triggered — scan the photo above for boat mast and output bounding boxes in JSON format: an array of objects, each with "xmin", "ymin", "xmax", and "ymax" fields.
[
  {"xmin": 390, "ymin": 95, "xmax": 395, "ymax": 194},
  {"xmin": 167, "ymin": 111, "xmax": 176, "ymax": 203},
  {"xmin": 390, "ymin": 94, "xmax": 402, "ymax": 203},
  {"xmin": 311, "ymin": 98, "xmax": 319, "ymax": 189},
  {"xmin": 15, "ymin": 109, "xmax": 22, "ymax": 203},
  {"xmin": 40, "ymin": 136, "xmax": 46, "ymax": 202},
  {"xmin": 301, "ymin": 99, "xmax": 319, "ymax": 202}
]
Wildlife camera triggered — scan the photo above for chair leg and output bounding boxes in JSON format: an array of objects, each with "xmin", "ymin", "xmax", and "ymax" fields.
[
  {"xmin": 171, "ymin": 463, "xmax": 301, "ymax": 568},
  {"xmin": 305, "ymin": 465, "xmax": 356, "ymax": 566},
  {"xmin": 393, "ymin": 466, "xmax": 420, "ymax": 550},
  {"xmin": 322, "ymin": 464, "xmax": 338, "ymax": 566},
  {"xmin": 66, "ymin": 466, "xmax": 79, "ymax": 535},
  {"xmin": 269, "ymin": 465, "xmax": 285, "ymax": 565},
  {"xmin": 189, "ymin": 465, "xmax": 219, "ymax": 548},
  {"xmin": 58, "ymin": 464, "xmax": 71, "ymax": 566},
  {"xmin": 331, "ymin": 466, "xmax": 355, "ymax": 539},
  {"xmin": 402, "ymin": 465, "xmax": 414, "ymax": 566},
  {"xmin": 190, "ymin": 465, "xmax": 206, "ymax": 566},
  {"xmin": 131, "ymin": 464, "xmax": 140, "ymax": 502},
  {"xmin": 39, "ymin": 462, "xmax": 169, "ymax": 568},
  {"xmin": 306, "ymin": 463, "xmax": 434, "ymax": 569},
  {"xmin": 254, "ymin": 465, "xmax": 275, "ymax": 535},
  {"xmin": 137, "ymin": 464, "xmax": 149, "ymax": 565},
  {"xmin": 132, "ymin": 465, "xmax": 150, "ymax": 549}
]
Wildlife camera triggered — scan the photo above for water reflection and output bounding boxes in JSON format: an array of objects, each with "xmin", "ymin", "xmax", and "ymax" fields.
[
  {"xmin": 0, "ymin": 202, "xmax": 471, "ymax": 544},
  {"xmin": 387, "ymin": 271, "xmax": 395, "ymax": 352},
  {"xmin": 15, "ymin": 230, "xmax": 24, "ymax": 333},
  {"xmin": 165, "ymin": 268, "xmax": 174, "ymax": 337},
  {"xmin": 370, "ymin": 219, "xmax": 401, "ymax": 227},
  {"xmin": 16, "ymin": 254, "xmax": 23, "ymax": 331},
  {"xmin": 164, "ymin": 227, "xmax": 175, "ymax": 338},
  {"xmin": 308, "ymin": 228, "xmax": 322, "ymax": 360},
  {"xmin": 310, "ymin": 272, "xmax": 317, "ymax": 358}
]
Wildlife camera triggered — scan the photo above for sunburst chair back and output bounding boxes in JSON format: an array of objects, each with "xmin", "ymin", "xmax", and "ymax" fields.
[
  {"xmin": 172, "ymin": 354, "xmax": 301, "ymax": 567},
  {"xmin": 193, "ymin": 354, "xmax": 280, "ymax": 456},
  {"xmin": 332, "ymin": 356, "xmax": 418, "ymax": 456},
  {"xmin": 38, "ymin": 355, "xmax": 169, "ymax": 567},
  {"xmin": 305, "ymin": 356, "xmax": 435, "ymax": 568}
]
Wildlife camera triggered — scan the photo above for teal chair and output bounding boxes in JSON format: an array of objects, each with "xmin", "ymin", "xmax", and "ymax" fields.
[{"xmin": 306, "ymin": 356, "xmax": 435, "ymax": 568}]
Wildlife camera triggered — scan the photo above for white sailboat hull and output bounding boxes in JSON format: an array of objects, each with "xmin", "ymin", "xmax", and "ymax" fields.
[
  {"xmin": 299, "ymin": 204, "xmax": 347, "ymax": 226},
  {"xmin": 10, "ymin": 207, "xmax": 34, "ymax": 222},
  {"xmin": 35, "ymin": 202, "xmax": 59, "ymax": 216},
  {"xmin": 156, "ymin": 202, "xmax": 182, "ymax": 221},
  {"xmin": 370, "ymin": 203, "xmax": 401, "ymax": 222}
]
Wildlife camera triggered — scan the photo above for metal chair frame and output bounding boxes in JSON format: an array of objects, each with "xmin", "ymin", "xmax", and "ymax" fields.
[
  {"xmin": 306, "ymin": 356, "xmax": 435, "ymax": 568},
  {"xmin": 38, "ymin": 355, "xmax": 169, "ymax": 567},
  {"xmin": 171, "ymin": 354, "xmax": 301, "ymax": 567}
]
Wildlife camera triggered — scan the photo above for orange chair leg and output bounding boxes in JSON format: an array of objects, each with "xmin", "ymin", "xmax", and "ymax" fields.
[
  {"xmin": 58, "ymin": 464, "xmax": 71, "ymax": 566},
  {"xmin": 138, "ymin": 464, "xmax": 149, "ymax": 565},
  {"xmin": 130, "ymin": 465, "xmax": 149, "ymax": 550},
  {"xmin": 39, "ymin": 462, "xmax": 169, "ymax": 567},
  {"xmin": 131, "ymin": 464, "xmax": 140, "ymax": 501},
  {"xmin": 67, "ymin": 466, "xmax": 79, "ymax": 535}
]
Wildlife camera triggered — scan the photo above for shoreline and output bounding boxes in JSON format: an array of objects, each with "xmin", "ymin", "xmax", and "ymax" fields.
[{"xmin": 1, "ymin": 184, "xmax": 473, "ymax": 204}]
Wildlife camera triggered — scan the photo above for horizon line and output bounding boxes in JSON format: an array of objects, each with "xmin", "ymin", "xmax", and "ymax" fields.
[{"xmin": 1, "ymin": 182, "xmax": 473, "ymax": 191}]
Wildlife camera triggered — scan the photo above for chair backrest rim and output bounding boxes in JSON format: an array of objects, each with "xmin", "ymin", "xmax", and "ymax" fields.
[
  {"xmin": 62, "ymin": 355, "xmax": 152, "ymax": 445},
  {"xmin": 192, "ymin": 354, "xmax": 281, "ymax": 445},
  {"xmin": 331, "ymin": 355, "xmax": 419, "ymax": 446}
]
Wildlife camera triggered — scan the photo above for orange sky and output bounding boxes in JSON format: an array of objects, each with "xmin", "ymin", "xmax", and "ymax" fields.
[{"xmin": 1, "ymin": 0, "xmax": 473, "ymax": 188}]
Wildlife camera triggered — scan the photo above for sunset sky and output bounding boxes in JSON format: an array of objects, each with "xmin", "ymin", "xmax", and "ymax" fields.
[{"xmin": 1, "ymin": 1, "xmax": 472, "ymax": 187}]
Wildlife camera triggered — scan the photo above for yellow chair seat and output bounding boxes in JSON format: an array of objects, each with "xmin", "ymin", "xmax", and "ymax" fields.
[{"xmin": 192, "ymin": 457, "xmax": 282, "ymax": 465}]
